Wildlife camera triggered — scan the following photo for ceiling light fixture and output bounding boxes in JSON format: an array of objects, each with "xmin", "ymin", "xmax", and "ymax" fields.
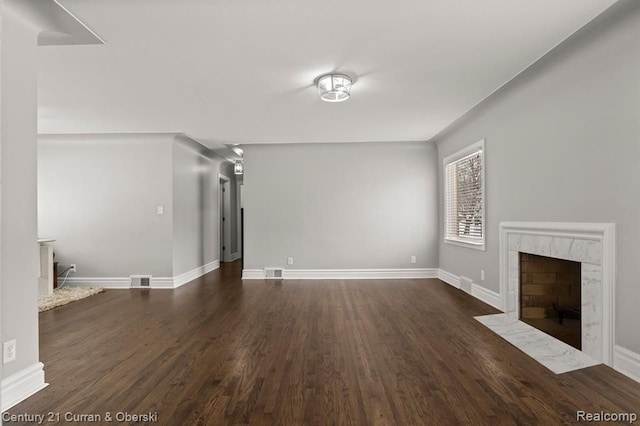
[
  {"xmin": 234, "ymin": 161, "xmax": 244, "ymax": 175},
  {"xmin": 316, "ymin": 73, "xmax": 352, "ymax": 102}
]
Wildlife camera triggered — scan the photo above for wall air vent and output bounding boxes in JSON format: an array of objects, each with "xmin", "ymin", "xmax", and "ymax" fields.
[
  {"xmin": 264, "ymin": 268, "xmax": 284, "ymax": 279},
  {"xmin": 130, "ymin": 275, "xmax": 152, "ymax": 287}
]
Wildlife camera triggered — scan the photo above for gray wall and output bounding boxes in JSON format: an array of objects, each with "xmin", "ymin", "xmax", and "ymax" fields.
[
  {"xmin": 38, "ymin": 133, "xmax": 232, "ymax": 280},
  {"xmin": 38, "ymin": 134, "xmax": 175, "ymax": 277},
  {"xmin": 172, "ymin": 135, "xmax": 222, "ymax": 275},
  {"xmin": 433, "ymin": 2, "xmax": 640, "ymax": 353},
  {"xmin": 1, "ymin": 5, "xmax": 41, "ymax": 378},
  {"xmin": 243, "ymin": 141, "xmax": 438, "ymax": 270}
]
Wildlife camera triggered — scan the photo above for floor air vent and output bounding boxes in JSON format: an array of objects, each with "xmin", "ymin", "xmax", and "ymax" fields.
[
  {"xmin": 264, "ymin": 268, "xmax": 283, "ymax": 279},
  {"xmin": 130, "ymin": 275, "xmax": 152, "ymax": 287}
]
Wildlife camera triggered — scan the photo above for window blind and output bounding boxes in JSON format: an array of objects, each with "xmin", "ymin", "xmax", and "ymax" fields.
[{"xmin": 445, "ymin": 149, "xmax": 483, "ymax": 242}]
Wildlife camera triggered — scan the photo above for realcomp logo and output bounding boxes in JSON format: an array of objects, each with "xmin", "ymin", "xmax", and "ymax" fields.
[{"xmin": 577, "ymin": 411, "xmax": 638, "ymax": 423}]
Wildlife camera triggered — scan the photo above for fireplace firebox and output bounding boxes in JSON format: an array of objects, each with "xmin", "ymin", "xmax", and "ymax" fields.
[{"xmin": 519, "ymin": 253, "xmax": 581, "ymax": 350}]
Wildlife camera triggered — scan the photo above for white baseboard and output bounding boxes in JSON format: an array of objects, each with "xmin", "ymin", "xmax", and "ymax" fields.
[
  {"xmin": 242, "ymin": 269, "xmax": 266, "ymax": 279},
  {"xmin": 471, "ymin": 282, "xmax": 502, "ymax": 310},
  {"xmin": 229, "ymin": 252, "xmax": 241, "ymax": 262},
  {"xmin": 148, "ymin": 277, "xmax": 175, "ymax": 289},
  {"xmin": 437, "ymin": 269, "xmax": 460, "ymax": 288},
  {"xmin": 64, "ymin": 277, "xmax": 130, "ymax": 289},
  {"xmin": 65, "ymin": 260, "xmax": 220, "ymax": 290},
  {"xmin": 173, "ymin": 260, "xmax": 220, "ymax": 288},
  {"xmin": 438, "ymin": 269, "xmax": 501, "ymax": 310},
  {"xmin": 286, "ymin": 268, "xmax": 438, "ymax": 279},
  {"xmin": 614, "ymin": 345, "xmax": 640, "ymax": 384},
  {"xmin": 65, "ymin": 276, "xmax": 171, "ymax": 289},
  {"xmin": 242, "ymin": 268, "xmax": 438, "ymax": 280},
  {"xmin": 1, "ymin": 362, "xmax": 48, "ymax": 411}
]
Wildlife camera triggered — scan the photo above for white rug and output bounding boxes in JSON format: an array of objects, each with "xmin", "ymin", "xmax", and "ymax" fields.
[
  {"xmin": 38, "ymin": 286, "xmax": 104, "ymax": 312},
  {"xmin": 475, "ymin": 313, "xmax": 600, "ymax": 374}
]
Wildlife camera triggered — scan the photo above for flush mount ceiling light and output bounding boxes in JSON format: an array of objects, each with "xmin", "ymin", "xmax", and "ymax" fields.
[
  {"xmin": 316, "ymin": 73, "xmax": 352, "ymax": 102},
  {"xmin": 234, "ymin": 161, "xmax": 244, "ymax": 175}
]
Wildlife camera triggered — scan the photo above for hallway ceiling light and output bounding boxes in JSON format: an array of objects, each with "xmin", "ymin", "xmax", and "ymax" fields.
[
  {"xmin": 234, "ymin": 161, "xmax": 244, "ymax": 175},
  {"xmin": 316, "ymin": 73, "xmax": 352, "ymax": 102}
]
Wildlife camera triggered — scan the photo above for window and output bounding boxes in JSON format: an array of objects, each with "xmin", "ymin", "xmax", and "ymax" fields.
[{"xmin": 443, "ymin": 140, "xmax": 485, "ymax": 250}]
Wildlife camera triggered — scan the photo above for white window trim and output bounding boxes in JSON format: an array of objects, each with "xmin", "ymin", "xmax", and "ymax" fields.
[{"xmin": 443, "ymin": 139, "xmax": 486, "ymax": 251}]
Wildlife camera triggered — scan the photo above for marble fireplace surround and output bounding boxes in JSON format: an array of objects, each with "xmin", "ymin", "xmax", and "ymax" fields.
[{"xmin": 499, "ymin": 222, "xmax": 616, "ymax": 366}]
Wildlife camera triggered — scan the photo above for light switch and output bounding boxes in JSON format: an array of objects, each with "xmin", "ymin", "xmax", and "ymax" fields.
[{"xmin": 157, "ymin": 206, "xmax": 164, "ymax": 215}]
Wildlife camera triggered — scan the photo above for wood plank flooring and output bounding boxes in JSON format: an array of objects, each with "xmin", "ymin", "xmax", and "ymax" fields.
[{"xmin": 6, "ymin": 261, "xmax": 640, "ymax": 425}]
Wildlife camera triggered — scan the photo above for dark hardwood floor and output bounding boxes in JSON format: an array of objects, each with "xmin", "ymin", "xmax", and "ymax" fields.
[{"xmin": 6, "ymin": 261, "xmax": 640, "ymax": 425}]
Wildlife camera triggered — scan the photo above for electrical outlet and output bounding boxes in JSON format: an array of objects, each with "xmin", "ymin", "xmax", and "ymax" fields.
[
  {"xmin": 481, "ymin": 270, "xmax": 485, "ymax": 281},
  {"xmin": 411, "ymin": 256, "xmax": 417, "ymax": 264},
  {"xmin": 287, "ymin": 257, "xmax": 294, "ymax": 265},
  {"xmin": 70, "ymin": 264, "xmax": 77, "ymax": 273},
  {"xmin": 157, "ymin": 205, "xmax": 164, "ymax": 215},
  {"xmin": 3, "ymin": 340, "xmax": 16, "ymax": 364}
]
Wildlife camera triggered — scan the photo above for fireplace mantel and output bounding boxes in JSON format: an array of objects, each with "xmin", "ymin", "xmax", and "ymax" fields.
[{"xmin": 499, "ymin": 222, "xmax": 615, "ymax": 365}]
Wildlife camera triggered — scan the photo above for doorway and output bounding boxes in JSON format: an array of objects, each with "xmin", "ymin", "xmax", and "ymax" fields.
[{"xmin": 219, "ymin": 175, "xmax": 231, "ymax": 263}]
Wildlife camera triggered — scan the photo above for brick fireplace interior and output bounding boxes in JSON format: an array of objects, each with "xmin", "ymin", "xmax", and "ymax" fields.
[{"xmin": 519, "ymin": 253, "xmax": 581, "ymax": 350}]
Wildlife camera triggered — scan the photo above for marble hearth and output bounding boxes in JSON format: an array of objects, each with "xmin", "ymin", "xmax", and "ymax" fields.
[{"xmin": 498, "ymin": 222, "xmax": 615, "ymax": 366}]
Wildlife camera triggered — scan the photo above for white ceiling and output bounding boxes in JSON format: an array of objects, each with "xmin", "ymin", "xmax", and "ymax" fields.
[{"xmin": 38, "ymin": 0, "xmax": 618, "ymax": 150}]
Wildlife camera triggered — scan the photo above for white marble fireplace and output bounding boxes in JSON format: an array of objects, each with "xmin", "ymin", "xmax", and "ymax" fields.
[{"xmin": 499, "ymin": 222, "xmax": 616, "ymax": 366}]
